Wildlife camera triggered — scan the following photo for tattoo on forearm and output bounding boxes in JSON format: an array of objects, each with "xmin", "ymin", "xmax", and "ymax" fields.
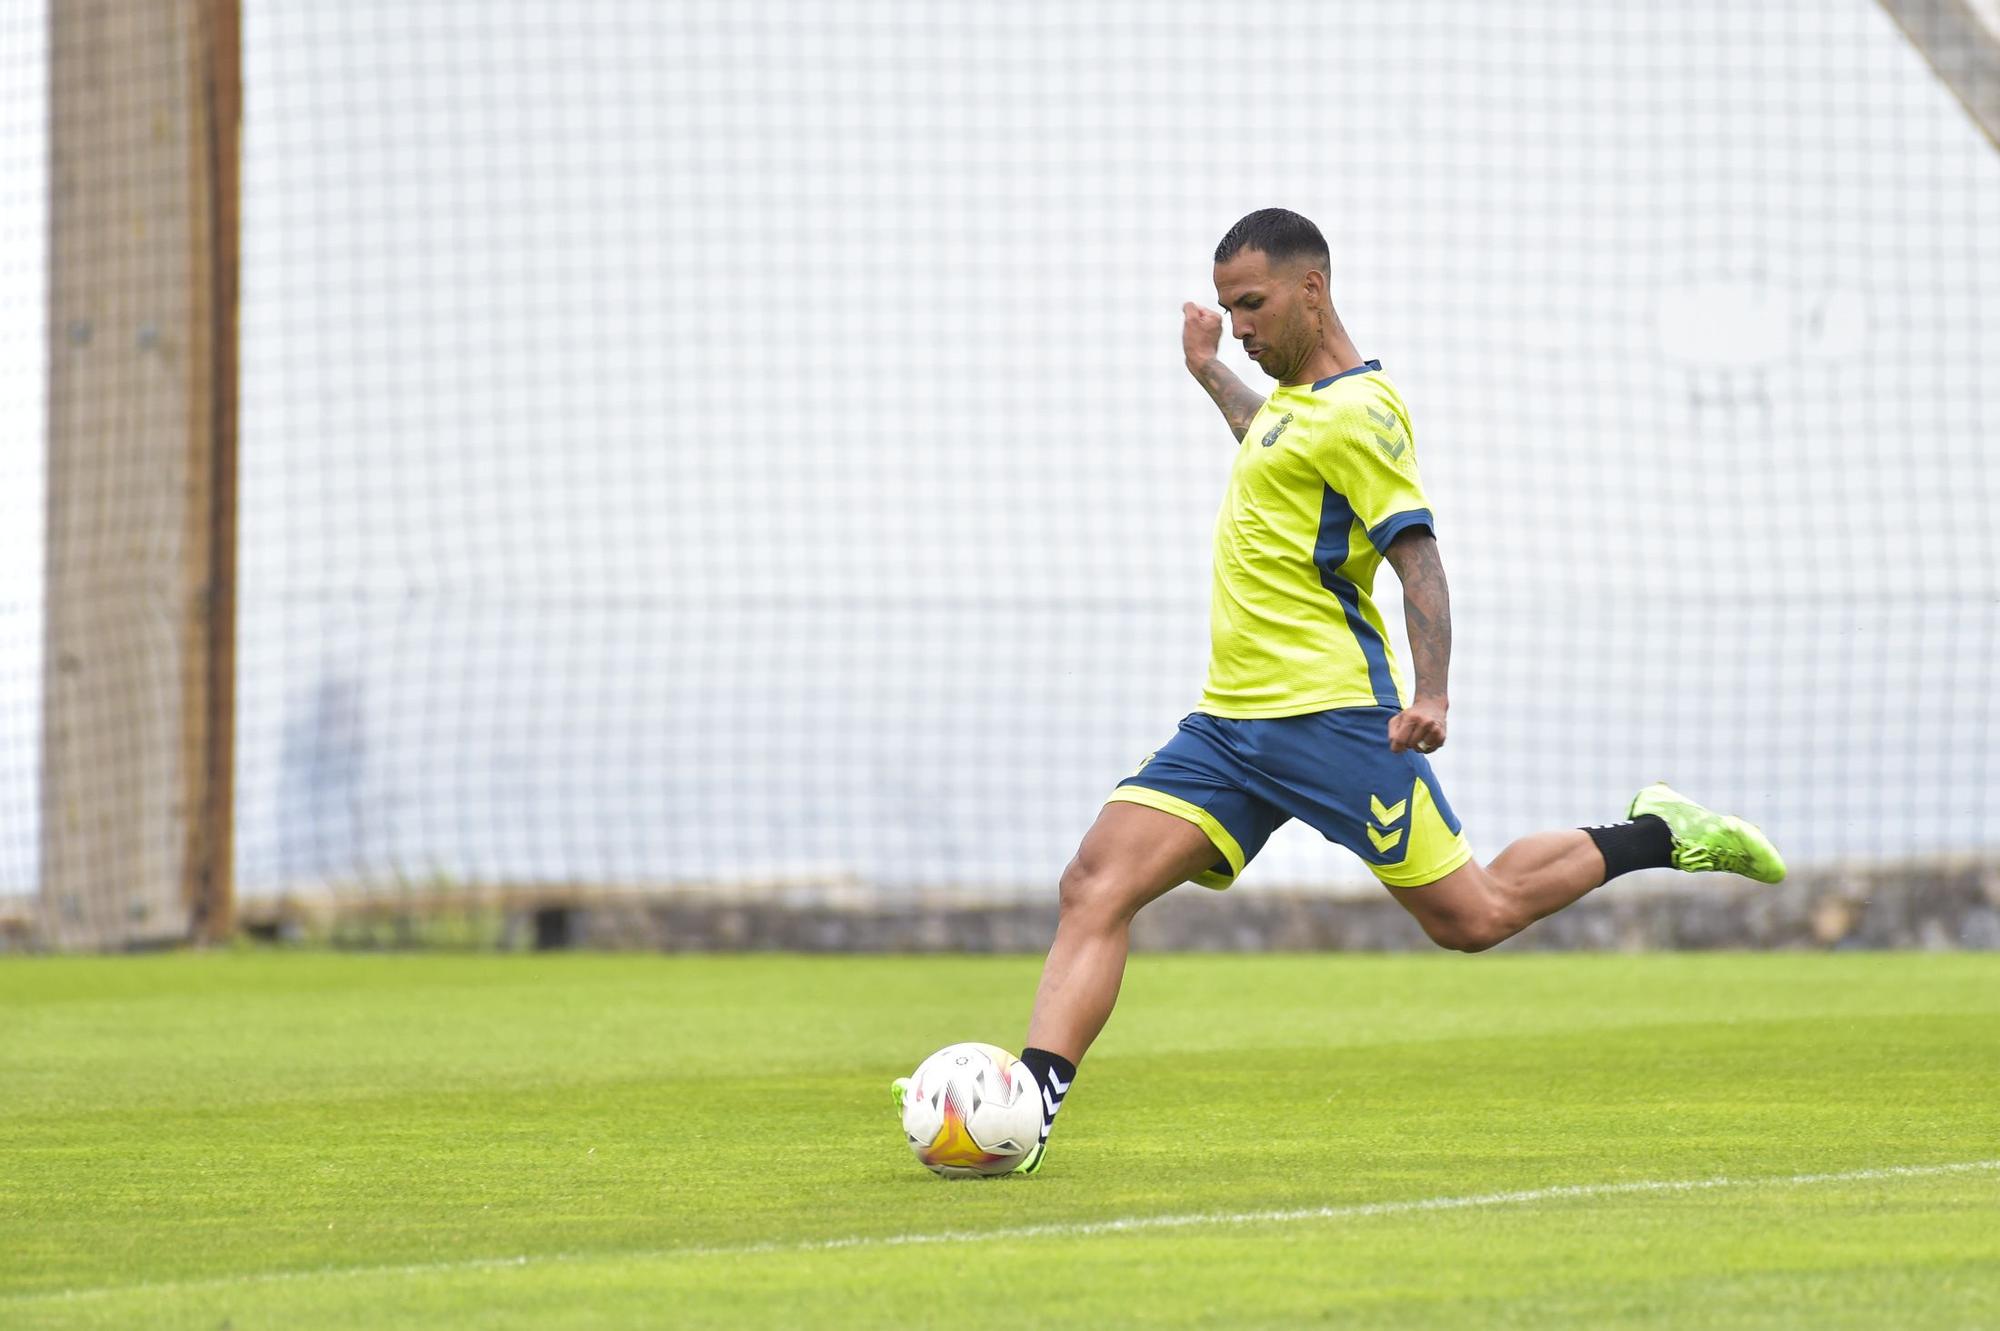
[
  {"xmin": 1389, "ymin": 533, "xmax": 1452, "ymax": 700},
  {"xmin": 1193, "ymin": 360, "xmax": 1267, "ymax": 441}
]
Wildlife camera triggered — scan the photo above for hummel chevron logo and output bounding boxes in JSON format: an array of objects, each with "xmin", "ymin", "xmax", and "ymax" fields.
[
  {"xmin": 1043, "ymin": 1086, "xmax": 1062, "ymax": 1117},
  {"xmin": 1366, "ymin": 407, "xmax": 1406, "ymax": 460},
  {"xmin": 1048, "ymin": 1071, "xmax": 1071, "ymax": 1094},
  {"xmin": 1367, "ymin": 791, "xmax": 1410, "ymax": 854},
  {"xmin": 1366, "ymin": 825, "xmax": 1404, "ymax": 853},
  {"xmin": 1261, "ymin": 412, "xmax": 1294, "ymax": 447}
]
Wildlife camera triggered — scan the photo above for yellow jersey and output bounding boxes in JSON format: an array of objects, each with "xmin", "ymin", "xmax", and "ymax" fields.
[{"xmin": 1198, "ymin": 360, "xmax": 1435, "ymax": 718}]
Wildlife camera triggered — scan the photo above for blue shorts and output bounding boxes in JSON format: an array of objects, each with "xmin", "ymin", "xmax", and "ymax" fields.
[{"xmin": 1108, "ymin": 707, "xmax": 1473, "ymax": 890}]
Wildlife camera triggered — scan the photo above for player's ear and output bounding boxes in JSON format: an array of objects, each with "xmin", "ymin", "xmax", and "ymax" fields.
[{"xmin": 1305, "ymin": 271, "xmax": 1328, "ymax": 327}]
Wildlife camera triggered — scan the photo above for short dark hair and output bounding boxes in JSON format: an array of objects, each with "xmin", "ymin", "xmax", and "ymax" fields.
[{"xmin": 1213, "ymin": 208, "xmax": 1330, "ymax": 270}]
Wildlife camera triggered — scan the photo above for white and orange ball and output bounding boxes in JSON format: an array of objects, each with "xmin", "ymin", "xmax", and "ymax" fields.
[{"xmin": 898, "ymin": 1042, "xmax": 1041, "ymax": 1177}]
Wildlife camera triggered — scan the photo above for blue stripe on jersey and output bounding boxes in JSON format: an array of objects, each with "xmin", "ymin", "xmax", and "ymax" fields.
[
  {"xmin": 1365, "ymin": 507, "xmax": 1435, "ymax": 555},
  {"xmin": 1314, "ymin": 486, "xmax": 1401, "ymax": 708},
  {"xmin": 1311, "ymin": 358, "xmax": 1383, "ymax": 391}
]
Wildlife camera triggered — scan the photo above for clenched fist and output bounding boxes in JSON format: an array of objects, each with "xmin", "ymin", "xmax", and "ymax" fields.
[
  {"xmin": 1182, "ymin": 301, "xmax": 1224, "ymax": 368},
  {"xmin": 1388, "ymin": 696, "xmax": 1448, "ymax": 755}
]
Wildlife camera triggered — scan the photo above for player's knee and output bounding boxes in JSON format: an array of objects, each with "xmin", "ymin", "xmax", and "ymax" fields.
[
  {"xmin": 1429, "ymin": 923, "xmax": 1503, "ymax": 954},
  {"xmin": 1056, "ymin": 856, "xmax": 1144, "ymax": 929},
  {"xmin": 1418, "ymin": 898, "xmax": 1519, "ymax": 953}
]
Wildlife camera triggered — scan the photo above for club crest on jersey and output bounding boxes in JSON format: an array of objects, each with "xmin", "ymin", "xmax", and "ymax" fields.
[{"xmin": 1260, "ymin": 412, "xmax": 1294, "ymax": 448}]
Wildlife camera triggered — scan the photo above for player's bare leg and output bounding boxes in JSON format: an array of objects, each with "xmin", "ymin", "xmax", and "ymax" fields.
[
  {"xmin": 1393, "ymin": 785, "xmax": 1787, "ymax": 952},
  {"xmin": 1026, "ymin": 801, "xmax": 1222, "ymax": 1062},
  {"xmin": 998, "ymin": 802, "xmax": 1221, "ymax": 1173},
  {"xmin": 1390, "ymin": 830, "xmax": 1608, "ymax": 952}
]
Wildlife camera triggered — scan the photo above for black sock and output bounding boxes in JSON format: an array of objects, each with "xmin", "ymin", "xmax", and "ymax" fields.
[
  {"xmin": 1017, "ymin": 1047, "xmax": 1077, "ymax": 1144},
  {"xmin": 1584, "ymin": 814, "xmax": 1674, "ymax": 881}
]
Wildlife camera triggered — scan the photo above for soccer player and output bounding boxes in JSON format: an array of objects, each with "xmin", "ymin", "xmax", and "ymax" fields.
[{"xmin": 896, "ymin": 208, "xmax": 1785, "ymax": 1174}]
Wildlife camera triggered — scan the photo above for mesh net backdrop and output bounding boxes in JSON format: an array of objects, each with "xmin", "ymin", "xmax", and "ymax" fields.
[
  {"xmin": 0, "ymin": 3, "xmax": 44, "ymax": 900},
  {"xmin": 6, "ymin": 0, "xmax": 1998, "ymax": 906}
]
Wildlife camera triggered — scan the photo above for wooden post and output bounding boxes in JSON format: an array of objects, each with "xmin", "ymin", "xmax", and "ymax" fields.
[
  {"xmin": 40, "ymin": 0, "xmax": 238, "ymax": 949},
  {"xmin": 1878, "ymin": 0, "xmax": 2000, "ymax": 149},
  {"xmin": 190, "ymin": 0, "xmax": 239, "ymax": 944}
]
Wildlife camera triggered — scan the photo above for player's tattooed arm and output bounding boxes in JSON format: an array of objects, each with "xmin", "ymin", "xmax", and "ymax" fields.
[
  {"xmin": 1182, "ymin": 302, "xmax": 1266, "ymax": 441},
  {"xmin": 1189, "ymin": 359, "xmax": 1267, "ymax": 442},
  {"xmin": 1384, "ymin": 528, "xmax": 1452, "ymax": 753}
]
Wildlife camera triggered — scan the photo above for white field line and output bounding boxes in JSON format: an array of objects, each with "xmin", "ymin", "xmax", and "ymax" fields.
[{"xmin": 13, "ymin": 1159, "xmax": 1999, "ymax": 1306}]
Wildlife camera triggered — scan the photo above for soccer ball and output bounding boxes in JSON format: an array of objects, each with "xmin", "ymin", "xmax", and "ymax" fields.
[{"xmin": 898, "ymin": 1042, "xmax": 1041, "ymax": 1177}]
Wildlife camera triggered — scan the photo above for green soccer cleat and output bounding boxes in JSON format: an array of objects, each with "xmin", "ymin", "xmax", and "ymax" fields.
[
  {"xmin": 1627, "ymin": 782, "xmax": 1787, "ymax": 883},
  {"xmin": 890, "ymin": 1076, "xmax": 911, "ymax": 1112}
]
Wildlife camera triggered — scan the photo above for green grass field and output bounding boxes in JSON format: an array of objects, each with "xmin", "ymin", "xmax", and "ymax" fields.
[{"xmin": 4, "ymin": 952, "xmax": 1998, "ymax": 1329}]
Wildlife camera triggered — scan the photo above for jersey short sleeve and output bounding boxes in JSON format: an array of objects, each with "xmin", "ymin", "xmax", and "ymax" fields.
[{"xmin": 1306, "ymin": 388, "xmax": 1434, "ymax": 555}]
